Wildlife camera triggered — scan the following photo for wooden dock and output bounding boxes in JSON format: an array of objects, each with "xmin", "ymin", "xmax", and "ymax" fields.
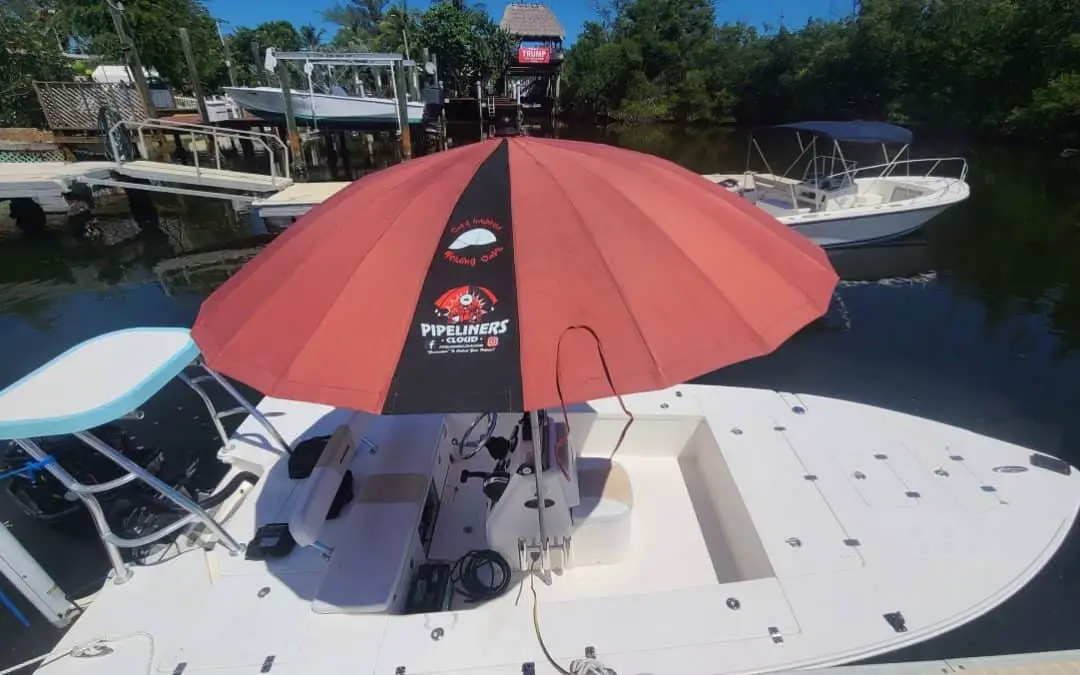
[{"xmin": 0, "ymin": 160, "xmax": 294, "ymax": 215}]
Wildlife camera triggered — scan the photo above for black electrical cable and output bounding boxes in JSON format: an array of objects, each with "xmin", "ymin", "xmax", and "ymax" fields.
[{"xmin": 450, "ymin": 549, "xmax": 511, "ymax": 603}]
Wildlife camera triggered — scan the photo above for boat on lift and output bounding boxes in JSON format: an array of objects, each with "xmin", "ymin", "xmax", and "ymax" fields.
[
  {"xmin": 703, "ymin": 121, "xmax": 970, "ymax": 248},
  {"xmin": 223, "ymin": 86, "xmax": 425, "ymax": 126},
  {"xmin": 1, "ymin": 327, "xmax": 1078, "ymax": 675},
  {"xmin": 224, "ymin": 48, "xmax": 427, "ymax": 127}
]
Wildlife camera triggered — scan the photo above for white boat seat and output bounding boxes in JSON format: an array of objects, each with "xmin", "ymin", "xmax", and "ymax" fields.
[
  {"xmin": 571, "ymin": 457, "xmax": 634, "ymax": 566},
  {"xmin": 312, "ymin": 472, "xmax": 428, "ymax": 615},
  {"xmin": 855, "ymin": 193, "xmax": 885, "ymax": 207}
]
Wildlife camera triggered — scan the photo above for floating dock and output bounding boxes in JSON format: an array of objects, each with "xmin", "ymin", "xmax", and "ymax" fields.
[
  {"xmin": 0, "ymin": 161, "xmax": 114, "ymax": 213},
  {"xmin": 0, "ymin": 160, "xmax": 294, "ymax": 214},
  {"xmin": 253, "ymin": 181, "xmax": 349, "ymax": 221}
]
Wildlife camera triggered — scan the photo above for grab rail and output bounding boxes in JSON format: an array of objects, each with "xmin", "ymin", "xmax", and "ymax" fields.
[
  {"xmin": 840, "ymin": 156, "xmax": 969, "ymax": 182},
  {"xmin": 108, "ymin": 118, "xmax": 292, "ymax": 188}
]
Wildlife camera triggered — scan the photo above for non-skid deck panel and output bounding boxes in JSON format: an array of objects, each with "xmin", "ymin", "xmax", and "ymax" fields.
[
  {"xmin": 696, "ymin": 389, "xmax": 865, "ymax": 578},
  {"xmin": 374, "ymin": 577, "xmax": 801, "ymax": 675}
]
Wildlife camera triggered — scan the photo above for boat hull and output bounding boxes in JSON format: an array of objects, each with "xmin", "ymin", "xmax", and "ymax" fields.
[
  {"xmin": 786, "ymin": 204, "xmax": 948, "ymax": 248},
  {"xmin": 703, "ymin": 173, "xmax": 969, "ymax": 249},
  {"xmin": 224, "ymin": 86, "xmax": 425, "ymax": 125}
]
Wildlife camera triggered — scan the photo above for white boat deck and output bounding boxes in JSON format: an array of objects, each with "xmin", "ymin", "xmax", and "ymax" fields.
[
  {"xmin": 778, "ymin": 649, "xmax": 1080, "ymax": 675},
  {"xmin": 30, "ymin": 384, "xmax": 1080, "ymax": 675}
]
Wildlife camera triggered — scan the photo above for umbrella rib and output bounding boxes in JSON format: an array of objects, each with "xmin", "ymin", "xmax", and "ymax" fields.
[
  {"xmin": 530, "ymin": 140, "xmax": 833, "ymax": 316},
  {"xmin": 513, "ymin": 140, "xmax": 668, "ymax": 382},
  {"xmin": 239, "ymin": 150, "xmax": 477, "ymax": 392},
  {"xmin": 520, "ymin": 140, "xmax": 775, "ymax": 355},
  {"xmin": 278, "ymin": 156, "xmax": 485, "ymax": 391},
  {"xmin": 636, "ymin": 154, "xmax": 837, "ymax": 314},
  {"xmin": 584, "ymin": 150, "xmax": 814, "ymax": 352}
]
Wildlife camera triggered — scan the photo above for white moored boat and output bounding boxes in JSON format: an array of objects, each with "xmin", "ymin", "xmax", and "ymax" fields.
[
  {"xmin": 224, "ymin": 86, "xmax": 425, "ymax": 126},
  {"xmin": 704, "ymin": 121, "xmax": 970, "ymax": 248},
  {"xmin": 1, "ymin": 328, "xmax": 1079, "ymax": 675}
]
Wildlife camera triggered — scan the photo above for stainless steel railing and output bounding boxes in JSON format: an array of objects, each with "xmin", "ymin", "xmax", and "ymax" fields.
[{"xmin": 108, "ymin": 117, "xmax": 292, "ymax": 188}]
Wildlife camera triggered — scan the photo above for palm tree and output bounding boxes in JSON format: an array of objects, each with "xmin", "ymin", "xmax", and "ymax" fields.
[{"xmin": 299, "ymin": 24, "xmax": 325, "ymax": 50}]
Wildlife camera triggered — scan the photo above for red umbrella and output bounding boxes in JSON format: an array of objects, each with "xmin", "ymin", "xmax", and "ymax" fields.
[{"xmin": 192, "ymin": 137, "xmax": 838, "ymax": 414}]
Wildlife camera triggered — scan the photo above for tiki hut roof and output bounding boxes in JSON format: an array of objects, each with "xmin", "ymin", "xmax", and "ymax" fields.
[{"xmin": 499, "ymin": 4, "xmax": 566, "ymax": 40}]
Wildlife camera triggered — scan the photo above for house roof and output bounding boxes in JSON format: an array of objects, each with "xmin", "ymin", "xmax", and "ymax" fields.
[{"xmin": 499, "ymin": 4, "xmax": 566, "ymax": 39}]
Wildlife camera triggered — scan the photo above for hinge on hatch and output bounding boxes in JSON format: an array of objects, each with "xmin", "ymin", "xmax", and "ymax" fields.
[
  {"xmin": 768, "ymin": 626, "xmax": 784, "ymax": 644},
  {"xmin": 261, "ymin": 655, "xmax": 275, "ymax": 673}
]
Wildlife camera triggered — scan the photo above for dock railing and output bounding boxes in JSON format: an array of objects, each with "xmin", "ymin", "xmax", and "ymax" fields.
[{"xmin": 109, "ymin": 118, "xmax": 292, "ymax": 188}]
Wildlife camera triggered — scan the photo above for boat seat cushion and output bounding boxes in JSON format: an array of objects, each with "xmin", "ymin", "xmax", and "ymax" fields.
[{"xmin": 571, "ymin": 458, "xmax": 633, "ymax": 566}]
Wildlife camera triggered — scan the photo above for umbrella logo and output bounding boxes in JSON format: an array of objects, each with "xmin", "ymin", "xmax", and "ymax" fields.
[
  {"xmin": 443, "ymin": 217, "xmax": 505, "ymax": 267},
  {"xmin": 433, "ymin": 285, "xmax": 497, "ymax": 324},
  {"xmin": 448, "ymin": 228, "xmax": 497, "ymax": 250},
  {"xmin": 419, "ymin": 285, "xmax": 510, "ymax": 356}
]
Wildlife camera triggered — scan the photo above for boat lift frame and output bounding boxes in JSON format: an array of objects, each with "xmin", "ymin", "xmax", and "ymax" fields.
[
  {"xmin": 262, "ymin": 48, "xmax": 424, "ymax": 135},
  {"xmin": 0, "ymin": 329, "xmax": 290, "ymax": 626}
]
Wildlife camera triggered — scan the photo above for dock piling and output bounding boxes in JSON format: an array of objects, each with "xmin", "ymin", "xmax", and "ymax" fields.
[
  {"xmin": 393, "ymin": 60, "xmax": 413, "ymax": 160},
  {"xmin": 274, "ymin": 59, "xmax": 307, "ymax": 177}
]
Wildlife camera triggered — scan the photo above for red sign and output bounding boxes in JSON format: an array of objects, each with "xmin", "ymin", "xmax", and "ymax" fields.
[{"xmin": 518, "ymin": 47, "xmax": 551, "ymax": 64}]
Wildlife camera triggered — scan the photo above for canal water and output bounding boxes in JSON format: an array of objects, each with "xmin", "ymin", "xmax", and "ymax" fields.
[{"xmin": 2, "ymin": 125, "xmax": 1080, "ymax": 669}]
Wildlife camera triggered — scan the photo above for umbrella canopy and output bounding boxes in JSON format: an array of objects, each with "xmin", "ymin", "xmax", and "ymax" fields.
[{"xmin": 193, "ymin": 137, "xmax": 838, "ymax": 414}]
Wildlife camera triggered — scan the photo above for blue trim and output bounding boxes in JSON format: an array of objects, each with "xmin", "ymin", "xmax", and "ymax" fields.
[
  {"xmin": 0, "ymin": 584, "xmax": 31, "ymax": 628},
  {"xmin": 772, "ymin": 121, "xmax": 914, "ymax": 145},
  {"xmin": 0, "ymin": 328, "xmax": 200, "ymax": 441},
  {"xmin": 0, "ymin": 455, "xmax": 55, "ymax": 481}
]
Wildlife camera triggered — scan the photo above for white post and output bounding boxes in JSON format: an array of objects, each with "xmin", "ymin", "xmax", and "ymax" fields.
[
  {"xmin": 529, "ymin": 410, "xmax": 550, "ymax": 571},
  {"xmin": 0, "ymin": 523, "xmax": 78, "ymax": 627}
]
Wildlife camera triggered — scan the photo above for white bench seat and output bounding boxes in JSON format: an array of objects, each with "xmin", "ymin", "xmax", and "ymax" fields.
[{"xmin": 313, "ymin": 472, "xmax": 430, "ymax": 614}]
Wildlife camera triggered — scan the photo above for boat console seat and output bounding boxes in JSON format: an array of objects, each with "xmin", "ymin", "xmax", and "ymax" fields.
[
  {"xmin": 313, "ymin": 418, "xmax": 446, "ymax": 616},
  {"xmin": 313, "ymin": 471, "xmax": 430, "ymax": 615}
]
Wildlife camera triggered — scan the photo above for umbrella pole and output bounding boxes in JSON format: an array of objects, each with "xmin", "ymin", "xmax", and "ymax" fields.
[{"xmin": 528, "ymin": 409, "xmax": 551, "ymax": 572}]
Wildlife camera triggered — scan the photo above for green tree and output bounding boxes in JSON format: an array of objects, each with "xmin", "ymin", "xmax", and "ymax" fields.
[
  {"xmin": 299, "ymin": 24, "xmax": 325, "ymax": 50},
  {"xmin": 0, "ymin": 2, "xmax": 73, "ymax": 127},
  {"xmin": 53, "ymin": 0, "xmax": 226, "ymax": 92},
  {"xmin": 415, "ymin": 2, "xmax": 511, "ymax": 96},
  {"xmin": 324, "ymin": 0, "xmax": 388, "ymax": 39},
  {"xmin": 561, "ymin": 0, "xmax": 1080, "ymax": 139},
  {"xmin": 227, "ymin": 21, "xmax": 303, "ymax": 85}
]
